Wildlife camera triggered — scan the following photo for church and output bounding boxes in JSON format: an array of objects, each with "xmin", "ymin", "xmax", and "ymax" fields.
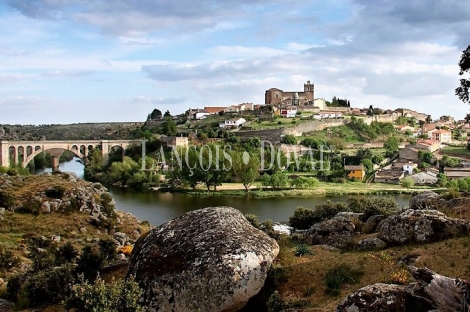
[{"xmin": 264, "ymin": 81, "xmax": 327, "ymax": 110}]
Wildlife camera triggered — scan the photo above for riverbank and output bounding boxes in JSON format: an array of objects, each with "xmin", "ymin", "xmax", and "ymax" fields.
[{"xmin": 167, "ymin": 182, "xmax": 447, "ymax": 198}]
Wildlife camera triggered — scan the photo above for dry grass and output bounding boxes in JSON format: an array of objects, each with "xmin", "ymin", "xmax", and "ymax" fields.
[{"xmin": 275, "ymin": 203, "xmax": 470, "ymax": 311}]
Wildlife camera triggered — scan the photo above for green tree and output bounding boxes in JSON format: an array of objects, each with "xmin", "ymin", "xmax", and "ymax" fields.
[
  {"xmin": 281, "ymin": 134, "xmax": 297, "ymax": 145},
  {"xmin": 84, "ymin": 149, "xmax": 104, "ymax": 180},
  {"xmin": 361, "ymin": 158, "xmax": 373, "ymax": 173},
  {"xmin": 401, "ymin": 177, "xmax": 415, "ymax": 189},
  {"xmin": 456, "ymin": 45, "xmax": 470, "ymax": 104},
  {"xmin": 232, "ymin": 151, "xmax": 261, "ymax": 192},
  {"xmin": 384, "ymin": 136, "xmax": 399, "ymax": 156},
  {"xmin": 161, "ymin": 118, "xmax": 177, "ymax": 136}
]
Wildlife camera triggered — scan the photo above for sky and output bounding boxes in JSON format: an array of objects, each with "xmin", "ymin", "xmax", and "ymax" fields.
[{"xmin": 0, "ymin": 0, "xmax": 469, "ymax": 125}]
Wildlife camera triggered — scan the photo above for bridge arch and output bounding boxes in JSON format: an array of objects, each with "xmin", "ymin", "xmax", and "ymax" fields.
[{"xmin": 22, "ymin": 146, "xmax": 86, "ymax": 169}]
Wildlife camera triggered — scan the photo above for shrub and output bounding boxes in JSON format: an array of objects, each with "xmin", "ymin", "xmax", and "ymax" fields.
[
  {"xmin": 55, "ymin": 242, "xmax": 78, "ymax": 265},
  {"xmin": 75, "ymin": 245, "xmax": 104, "ymax": 281},
  {"xmin": 295, "ymin": 243, "xmax": 313, "ymax": 257},
  {"xmin": 65, "ymin": 275, "xmax": 144, "ymax": 312},
  {"xmin": 289, "ymin": 206, "xmax": 315, "ymax": 230},
  {"xmin": 244, "ymin": 213, "xmax": 261, "ymax": 229},
  {"xmin": 281, "ymin": 135, "xmax": 297, "ymax": 145},
  {"xmin": 347, "ymin": 196, "xmax": 397, "ymax": 219},
  {"xmin": 313, "ymin": 200, "xmax": 347, "ymax": 222},
  {"xmin": 0, "ymin": 190, "xmax": 15, "ymax": 208},
  {"xmin": 266, "ymin": 291, "xmax": 285, "ymax": 312},
  {"xmin": 0, "ymin": 247, "xmax": 20, "ymax": 270},
  {"xmin": 324, "ymin": 264, "xmax": 363, "ymax": 296},
  {"xmin": 401, "ymin": 177, "xmax": 415, "ymax": 189},
  {"xmin": 23, "ymin": 265, "xmax": 74, "ymax": 306},
  {"xmin": 45, "ymin": 185, "xmax": 66, "ymax": 199}
]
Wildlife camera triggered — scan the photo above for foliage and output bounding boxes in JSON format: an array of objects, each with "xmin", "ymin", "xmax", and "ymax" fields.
[
  {"xmin": 65, "ymin": 275, "xmax": 144, "ymax": 312},
  {"xmin": 45, "ymin": 185, "xmax": 66, "ymax": 199},
  {"xmin": 347, "ymin": 196, "xmax": 397, "ymax": 219},
  {"xmin": 324, "ymin": 264, "xmax": 363, "ymax": 296},
  {"xmin": 289, "ymin": 176, "xmax": 319, "ymax": 189},
  {"xmin": 23, "ymin": 265, "xmax": 75, "ymax": 306},
  {"xmin": 84, "ymin": 148, "xmax": 104, "ymax": 181},
  {"xmin": 418, "ymin": 150, "xmax": 433, "ymax": 164},
  {"xmin": 361, "ymin": 158, "xmax": 373, "ymax": 173},
  {"xmin": 266, "ymin": 291, "xmax": 286, "ymax": 312},
  {"xmin": 289, "ymin": 201, "xmax": 348, "ymax": 230},
  {"xmin": 282, "ymin": 135, "xmax": 297, "ymax": 145},
  {"xmin": 295, "ymin": 243, "xmax": 313, "ymax": 257},
  {"xmin": 244, "ymin": 213, "xmax": 261, "ymax": 229},
  {"xmin": 401, "ymin": 177, "xmax": 415, "ymax": 189},
  {"xmin": 456, "ymin": 44, "xmax": 470, "ymax": 104},
  {"xmin": 55, "ymin": 242, "xmax": 78, "ymax": 264},
  {"xmin": 160, "ymin": 117, "xmax": 177, "ymax": 136},
  {"xmin": 0, "ymin": 246, "xmax": 20, "ymax": 270},
  {"xmin": 289, "ymin": 206, "xmax": 315, "ymax": 230},
  {"xmin": 75, "ymin": 245, "xmax": 105, "ymax": 281},
  {"xmin": 0, "ymin": 190, "xmax": 15, "ymax": 208},
  {"xmin": 384, "ymin": 136, "xmax": 399, "ymax": 156},
  {"xmin": 232, "ymin": 151, "xmax": 261, "ymax": 191}
]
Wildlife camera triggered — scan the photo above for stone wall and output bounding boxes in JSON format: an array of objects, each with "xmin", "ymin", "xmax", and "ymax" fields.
[
  {"xmin": 235, "ymin": 128, "xmax": 284, "ymax": 143},
  {"xmin": 362, "ymin": 114, "xmax": 395, "ymax": 125},
  {"xmin": 283, "ymin": 119, "xmax": 346, "ymax": 136}
]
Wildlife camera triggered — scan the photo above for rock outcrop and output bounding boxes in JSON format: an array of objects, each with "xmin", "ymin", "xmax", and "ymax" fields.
[
  {"xmin": 379, "ymin": 209, "xmax": 470, "ymax": 245},
  {"xmin": 362, "ymin": 214, "xmax": 386, "ymax": 234},
  {"xmin": 127, "ymin": 206, "xmax": 279, "ymax": 312},
  {"xmin": 357, "ymin": 237, "xmax": 387, "ymax": 250},
  {"xmin": 306, "ymin": 216, "xmax": 355, "ymax": 249},
  {"xmin": 337, "ymin": 266, "xmax": 470, "ymax": 312},
  {"xmin": 409, "ymin": 191, "xmax": 440, "ymax": 210}
]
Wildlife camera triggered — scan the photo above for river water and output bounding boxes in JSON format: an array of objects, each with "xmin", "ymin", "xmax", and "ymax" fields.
[{"xmin": 37, "ymin": 158, "xmax": 412, "ymax": 226}]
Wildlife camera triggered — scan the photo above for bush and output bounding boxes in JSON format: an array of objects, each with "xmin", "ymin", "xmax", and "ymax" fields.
[
  {"xmin": 295, "ymin": 243, "xmax": 313, "ymax": 257},
  {"xmin": 0, "ymin": 190, "xmax": 14, "ymax": 208},
  {"xmin": 55, "ymin": 242, "xmax": 78, "ymax": 265},
  {"xmin": 347, "ymin": 196, "xmax": 397, "ymax": 219},
  {"xmin": 289, "ymin": 206, "xmax": 315, "ymax": 230},
  {"xmin": 324, "ymin": 264, "xmax": 363, "ymax": 296},
  {"xmin": 266, "ymin": 291, "xmax": 285, "ymax": 312},
  {"xmin": 0, "ymin": 247, "xmax": 20, "ymax": 270},
  {"xmin": 244, "ymin": 213, "xmax": 261, "ymax": 229},
  {"xmin": 401, "ymin": 177, "xmax": 415, "ymax": 189},
  {"xmin": 45, "ymin": 185, "xmax": 66, "ymax": 199},
  {"xmin": 281, "ymin": 135, "xmax": 297, "ymax": 145},
  {"xmin": 65, "ymin": 275, "xmax": 144, "ymax": 312},
  {"xmin": 75, "ymin": 245, "xmax": 104, "ymax": 281},
  {"xmin": 23, "ymin": 265, "xmax": 74, "ymax": 306}
]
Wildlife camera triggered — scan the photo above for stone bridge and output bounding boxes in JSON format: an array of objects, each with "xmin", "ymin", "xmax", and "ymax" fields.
[{"xmin": 0, "ymin": 140, "xmax": 141, "ymax": 171}]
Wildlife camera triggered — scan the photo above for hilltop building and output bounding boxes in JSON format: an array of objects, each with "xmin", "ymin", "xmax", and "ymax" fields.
[{"xmin": 265, "ymin": 81, "xmax": 315, "ymax": 107}]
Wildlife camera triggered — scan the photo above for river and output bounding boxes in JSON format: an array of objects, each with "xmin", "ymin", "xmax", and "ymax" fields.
[{"xmin": 36, "ymin": 158, "xmax": 412, "ymax": 226}]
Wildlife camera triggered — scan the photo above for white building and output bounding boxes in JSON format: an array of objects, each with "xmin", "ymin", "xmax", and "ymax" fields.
[
  {"xmin": 219, "ymin": 117, "xmax": 246, "ymax": 128},
  {"xmin": 280, "ymin": 106, "xmax": 297, "ymax": 118}
]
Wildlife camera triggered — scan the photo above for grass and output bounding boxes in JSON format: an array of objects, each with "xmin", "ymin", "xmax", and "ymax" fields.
[
  {"xmin": 274, "ymin": 219, "xmax": 470, "ymax": 311},
  {"xmin": 441, "ymin": 146, "xmax": 470, "ymax": 159},
  {"xmin": 178, "ymin": 181, "xmax": 443, "ymax": 198}
]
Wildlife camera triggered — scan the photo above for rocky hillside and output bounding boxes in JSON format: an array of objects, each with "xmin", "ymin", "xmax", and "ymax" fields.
[{"xmin": 0, "ymin": 172, "xmax": 148, "ymax": 311}]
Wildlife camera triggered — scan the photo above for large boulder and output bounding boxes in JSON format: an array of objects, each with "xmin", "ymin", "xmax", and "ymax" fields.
[
  {"xmin": 357, "ymin": 237, "xmax": 387, "ymax": 250},
  {"xmin": 337, "ymin": 266, "xmax": 470, "ymax": 312},
  {"xmin": 306, "ymin": 216, "xmax": 355, "ymax": 249},
  {"xmin": 409, "ymin": 191, "xmax": 440, "ymax": 210},
  {"xmin": 379, "ymin": 209, "xmax": 470, "ymax": 245},
  {"xmin": 127, "ymin": 207, "xmax": 279, "ymax": 312},
  {"xmin": 336, "ymin": 283, "xmax": 434, "ymax": 311},
  {"xmin": 362, "ymin": 215, "xmax": 386, "ymax": 234}
]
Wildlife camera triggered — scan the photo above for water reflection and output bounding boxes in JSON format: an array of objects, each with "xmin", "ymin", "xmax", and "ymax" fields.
[{"xmin": 34, "ymin": 158, "xmax": 412, "ymax": 226}]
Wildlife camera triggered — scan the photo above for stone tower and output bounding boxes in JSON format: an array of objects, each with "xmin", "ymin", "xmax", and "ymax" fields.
[{"xmin": 304, "ymin": 81, "xmax": 314, "ymax": 103}]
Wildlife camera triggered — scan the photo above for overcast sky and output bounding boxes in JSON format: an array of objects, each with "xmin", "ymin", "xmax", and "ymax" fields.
[{"xmin": 1, "ymin": 0, "xmax": 469, "ymax": 125}]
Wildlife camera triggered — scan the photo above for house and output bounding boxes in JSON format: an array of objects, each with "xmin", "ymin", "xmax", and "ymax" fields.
[
  {"xmin": 374, "ymin": 168, "xmax": 404, "ymax": 184},
  {"xmin": 415, "ymin": 140, "xmax": 440, "ymax": 152},
  {"xmin": 398, "ymin": 146, "xmax": 420, "ymax": 162},
  {"xmin": 238, "ymin": 102, "xmax": 254, "ymax": 111},
  {"xmin": 401, "ymin": 162, "xmax": 418, "ymax": 175},
  {"xmin": 440, "ymin": 115, "xmax": 455, "ymax": 123},
  {"xmin": 193, "ymin": 111, "xmax": 210, "ymax": 120},
  {"xmin": 313, "ymin": 98, "xmax": 327, "ymax": 110},
  {"xmin": 344, "ymin": 165, "xmax": 365, "ymax": 181},
  {"xmin": 204, "ymin": 106, "xmax": 227, "ymax": 115},
  {"xmin": 161, "ymin": 136, "xmax": 189, "ymax": 148},
  {"xmin": 219, "ymin": 117, "xmax": 246, "ymax": 128},
  {"xmin": 224, "ymin": 105, "xmax": 239, "ymax": 113},
  {"xmin": 428, "ymin": 129, "xmax": 451, "ymax": 143},
  {"xmin": 444, "ymin": 167, "xmax": 470, "ymax": 180},
  {"xmin": 280, "ymin": 106, "xmax": 297, "ymax": 118},
  {"xmin": 421, "ymin": 123, "xmax": 436, "ymax": 136},
  {"xmin": 410, "ymin": 172, "xmax": 438, "ymax": 185},
  {"xmin": 395, "ymin": 125, "xmax": 415, "ymax": 133}
]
